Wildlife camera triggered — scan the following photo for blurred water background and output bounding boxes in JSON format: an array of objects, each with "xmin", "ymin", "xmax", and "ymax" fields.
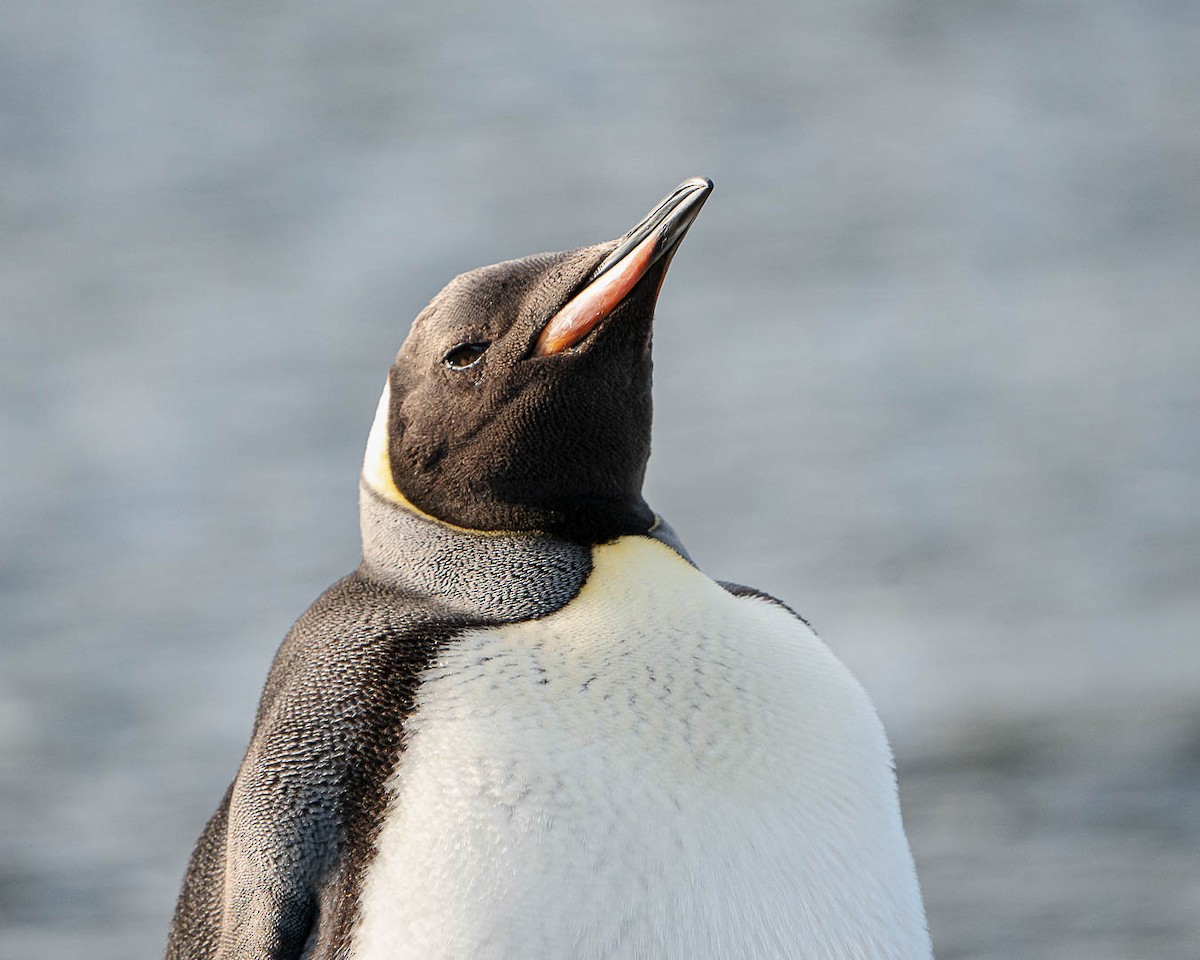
[{"xmin": 3, "ymin": 1, "xmax": 1199, "ymax": 957}]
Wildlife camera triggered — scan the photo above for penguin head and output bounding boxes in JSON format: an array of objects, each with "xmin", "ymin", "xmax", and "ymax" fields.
[{"xmin": 363, "ymin": 177, "xmax": 712, "ymax": 544}]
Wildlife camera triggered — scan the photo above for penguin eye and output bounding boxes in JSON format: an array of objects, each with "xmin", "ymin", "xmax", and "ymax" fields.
[{"xmin": 443, "ymin": 342, "xmax": 490, "ymax": 370}]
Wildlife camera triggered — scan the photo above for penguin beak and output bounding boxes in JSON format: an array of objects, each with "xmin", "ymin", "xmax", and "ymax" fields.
[{"xmin": 533, "ymin": 177, "xmax": 713, "ymax": 357}]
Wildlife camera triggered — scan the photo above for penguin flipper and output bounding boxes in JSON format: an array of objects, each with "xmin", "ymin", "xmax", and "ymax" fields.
[
  {"xmin": 166, "ymin": 573, "xmax": 466, "ymax": 960},
  {"xmin": 165, "ymin": 785, "xmax": 233, "ymax": 960},
  {"xmin": 718, "ymin": 581, "xmax": 815, "ymax": 632},
  {"xmin": 164, "ymin": 771, "xmax": 319, "ymax": 960}
]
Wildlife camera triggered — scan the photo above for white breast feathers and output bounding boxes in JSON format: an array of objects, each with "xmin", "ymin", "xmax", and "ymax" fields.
[{"xmin": 352, "ymin": 536, "xmax": 931, "ymax": 960}]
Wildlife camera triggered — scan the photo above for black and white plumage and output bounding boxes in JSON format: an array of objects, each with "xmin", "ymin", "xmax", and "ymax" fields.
[{"xmin": 165, "ymin": 178, "xmax": 932, "ymax": 960}]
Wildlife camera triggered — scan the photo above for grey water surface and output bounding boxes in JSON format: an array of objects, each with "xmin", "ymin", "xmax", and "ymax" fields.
[{"xmin": 2, "ymin": 2, "xmax": 1198, "ymax": 958}]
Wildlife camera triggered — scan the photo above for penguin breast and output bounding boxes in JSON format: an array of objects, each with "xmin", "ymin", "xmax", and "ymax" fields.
[{"xmin": 351, "ymin": 537, "xmax": 930, "ymax": 960}]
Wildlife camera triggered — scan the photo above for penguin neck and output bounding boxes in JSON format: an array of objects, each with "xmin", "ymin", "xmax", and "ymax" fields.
[
  {"xmin": 358, "ymin": 481, "xmax": 695, "ymax": 621},
  {"xmin": 358, "ymin": 481, "xmax": 594, "ymax": 621}
]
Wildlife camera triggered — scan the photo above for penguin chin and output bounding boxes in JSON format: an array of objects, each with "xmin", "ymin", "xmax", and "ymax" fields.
[
  {"xmin": 383, "ymin": 465, "xmax": 656, "ymax": 544},
  {"xmin": 407, "ymin": 383, "xmax": 653, "ymax": 539},
  {"xmin": 395, "ymin": 425, "xmax": 657, "ymax": 544}
]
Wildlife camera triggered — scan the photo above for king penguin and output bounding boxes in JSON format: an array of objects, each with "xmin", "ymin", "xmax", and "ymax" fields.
[{"xmin": 165, "ymin": 177, "xmax": 933, "ymax": 960}]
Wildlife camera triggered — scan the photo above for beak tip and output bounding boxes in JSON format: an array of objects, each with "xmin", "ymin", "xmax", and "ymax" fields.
[{"xmin": 534, "ymin": 178, "xmax": 714, "ymax": 356}]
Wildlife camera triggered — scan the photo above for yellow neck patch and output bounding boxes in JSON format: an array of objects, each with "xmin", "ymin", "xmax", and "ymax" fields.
[{"xmin": 361, "ymin": 380, "xmax": 407, "ymax": 505}]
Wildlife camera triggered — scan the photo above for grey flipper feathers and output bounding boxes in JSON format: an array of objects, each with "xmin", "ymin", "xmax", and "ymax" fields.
[
  {"xmin": 718, "ymin": 581, "xmax": 815, "ymax": 630},
  {"xmin": 165, "ymin": 785, "xmax": 232, "ymax": 959}
]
